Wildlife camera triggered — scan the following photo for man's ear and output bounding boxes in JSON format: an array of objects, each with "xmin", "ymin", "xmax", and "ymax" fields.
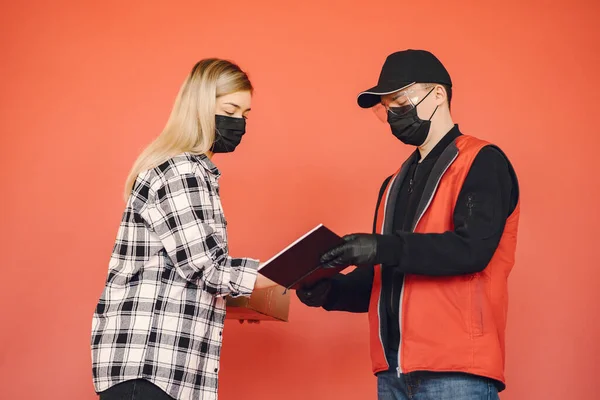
[{"xmin": 434, "ymin": 85, "xmax": 447, "ymax": 106}]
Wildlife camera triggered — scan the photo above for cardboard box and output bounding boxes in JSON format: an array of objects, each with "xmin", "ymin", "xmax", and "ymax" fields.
[{"xmin": 225, "ymin": 285, "xmax": 290, "ymax": 322}]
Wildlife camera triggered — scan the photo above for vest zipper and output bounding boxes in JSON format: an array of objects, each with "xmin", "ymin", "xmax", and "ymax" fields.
[
  {"xmin": 397, "ymin": 151, "xmax": 459, "ymax": 377},
  {"xmin": 393, "ymin": 163, "xmax": 418, "ymax": 354}
]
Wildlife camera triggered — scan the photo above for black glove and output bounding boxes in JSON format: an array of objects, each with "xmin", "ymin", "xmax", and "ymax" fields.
[
  {"xmin": 321, "ymin": 233, "xmax": 379, "ymax": 268},
  {"xmin": 296, "ymin": 279, "xmax": 332, "ymax": 307}
]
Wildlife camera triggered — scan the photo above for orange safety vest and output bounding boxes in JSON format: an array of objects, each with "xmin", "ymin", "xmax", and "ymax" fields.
[{"xmin": 368, "ymin": 135, "xmax": 520, "ymax": 388}]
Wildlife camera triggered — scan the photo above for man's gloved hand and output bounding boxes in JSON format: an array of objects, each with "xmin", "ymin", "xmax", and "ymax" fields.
[
  {"xmin": 321, "ymin": 233, "xmax": 379, "ymax": 268},
  {"xmin": 296, "ymin": 279, "xmax": 332, "ymax": 307}
]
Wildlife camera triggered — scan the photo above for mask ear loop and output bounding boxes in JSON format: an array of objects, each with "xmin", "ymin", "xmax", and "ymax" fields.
[
  {"xmin": 428, "ymin": 105, "xmax": 439, "ymax": 121},
  {"xmin": 413, "ymin": 86, "xmax": 436, "ymax": 107},
  {"xmin": 412, "ymin": 86, "xmax": 439, "ymax": 121}
]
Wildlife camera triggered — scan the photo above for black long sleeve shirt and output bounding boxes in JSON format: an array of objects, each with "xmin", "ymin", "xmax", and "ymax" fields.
[{"xmin": 324, "ymin": 125, "xmax": 519, "ymax": 351}]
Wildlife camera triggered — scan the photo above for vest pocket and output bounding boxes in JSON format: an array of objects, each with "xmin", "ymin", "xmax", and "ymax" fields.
[{"xmin": 469, "ymin": 274, "xmax": 485, "ymax": 337}]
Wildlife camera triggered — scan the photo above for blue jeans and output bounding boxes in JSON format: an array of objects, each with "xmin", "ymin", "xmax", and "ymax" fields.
[{"xmin": 378, "ymin": 350, "xmax": 499, "ymax": 400}]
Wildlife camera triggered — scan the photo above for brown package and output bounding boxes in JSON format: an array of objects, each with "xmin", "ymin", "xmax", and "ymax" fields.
[{"xmin": 225, "ymin": 285, "xmax": 290, "ymax": 322}]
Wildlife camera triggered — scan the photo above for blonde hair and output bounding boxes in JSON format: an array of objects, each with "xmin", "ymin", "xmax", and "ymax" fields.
[{"xmin": 124, "ymin": 58, "xmax": 253, "ymax": 201}]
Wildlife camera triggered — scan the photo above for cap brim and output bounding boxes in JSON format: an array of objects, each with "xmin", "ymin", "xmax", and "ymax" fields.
[{"xmin": 357, "ymin": 82, "xmax": 415, "ymax": 108}]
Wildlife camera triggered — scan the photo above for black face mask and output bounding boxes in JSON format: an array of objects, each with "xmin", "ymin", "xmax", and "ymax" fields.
[
  {"xmin": 387, "ymin": 88, "xmax": 437, "ymax": 146},
  {"xmin": 212, "ymin": 115, "xmax": 246, "ymax": 153}
]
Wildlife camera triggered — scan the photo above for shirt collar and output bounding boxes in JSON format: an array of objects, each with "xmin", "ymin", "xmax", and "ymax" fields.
[{"xmin": 189, "ymin": 153, "xmax": 221, "ymax": 178}]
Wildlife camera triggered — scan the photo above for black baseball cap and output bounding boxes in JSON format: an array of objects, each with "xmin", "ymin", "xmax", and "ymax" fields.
[{"xmin": 357, "ymin": 49, "xmax": 452, "ymax": 108}]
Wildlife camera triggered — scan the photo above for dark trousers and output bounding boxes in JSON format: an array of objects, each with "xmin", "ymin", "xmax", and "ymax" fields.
[{"xmin": 99, "ymin": 379, "xmax": 174, "ymax": 400}]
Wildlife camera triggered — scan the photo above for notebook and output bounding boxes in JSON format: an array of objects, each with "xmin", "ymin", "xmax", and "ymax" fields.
[{"xmin": 258, "ymin": 224, "xmax": 345, "ymax": 291}]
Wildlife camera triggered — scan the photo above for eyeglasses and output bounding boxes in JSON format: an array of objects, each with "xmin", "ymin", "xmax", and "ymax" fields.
[{"xmin": 372, "ymin": 84, "xmax": 435, "ymax": 122}]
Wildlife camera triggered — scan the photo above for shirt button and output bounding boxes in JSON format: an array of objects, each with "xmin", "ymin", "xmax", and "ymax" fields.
[
  {"xmin": 214, "ymin": 368, "xmax": 218, "ymax": 372},
  {"xmin": 219, "ymin": 331, "xmax": 222, "ymax": 336}
]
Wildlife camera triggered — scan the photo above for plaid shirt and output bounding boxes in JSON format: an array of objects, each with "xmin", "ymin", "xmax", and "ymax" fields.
[{"xmin": 91, "ymin": 153, "xmax": 259, "ymax": 400}]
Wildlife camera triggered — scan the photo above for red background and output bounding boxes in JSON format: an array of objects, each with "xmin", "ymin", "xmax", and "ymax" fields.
[{"xmin": 1, "ymin": 1, "xmax": 599, "ymax": 399}]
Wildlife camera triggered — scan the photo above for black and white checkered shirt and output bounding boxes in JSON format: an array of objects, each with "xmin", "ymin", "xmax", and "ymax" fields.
[{"xmin": 91, "ymin": 153, "xmax": 259, "ymax": 400}]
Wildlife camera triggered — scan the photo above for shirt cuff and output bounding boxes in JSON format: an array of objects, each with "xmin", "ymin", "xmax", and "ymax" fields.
[
  {"xmin": 375, "ymin": 234, "xmax": 405, "ymax": 266},
  {"xmin": 228, "ymin": 258, "xmax": 259, "ymax": 298}
]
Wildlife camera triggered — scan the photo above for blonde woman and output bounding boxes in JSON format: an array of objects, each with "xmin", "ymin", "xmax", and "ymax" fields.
[{"xmin": 91, "ymin": 59, "xmax": 275, "ymax": 400}]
